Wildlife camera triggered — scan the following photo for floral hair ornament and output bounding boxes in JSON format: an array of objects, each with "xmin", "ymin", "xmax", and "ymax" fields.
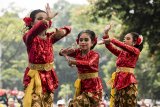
[
  {"xmin": 136, "ymin": 35, "xmax": 143, "ymax": 45},
  {"xmin": 23, "ymin": 17, "xmax": 32, "ymax": 26}
]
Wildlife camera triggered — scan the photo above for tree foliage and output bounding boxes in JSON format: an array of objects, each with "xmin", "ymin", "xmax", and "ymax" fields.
[
  {"xmin": 0, "ymin": 12, "xmax": 26, "ymax": 90},
  {"xmin": 58, "ymin": 84, "xmax": 73, "ymax": 100},
  {"xmin": 87, "ymin": 0, "xmax": 160, "ymax": 54},
  {"xmin": 135, "ymin": 43, "xmax": 160, "ymax": 99}
]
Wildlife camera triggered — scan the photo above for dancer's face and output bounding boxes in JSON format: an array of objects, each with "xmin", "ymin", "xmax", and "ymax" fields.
[
  {"xmin": 78, "ymin": 33, "xmax": 93, "ymax": 52},
  {"xmin": 123, "ymin": 33, "xmax": 134, "ymax": 46},
  {"xmin": 32, "ymin": 12, "xmax": 48, "ymax": 25}
]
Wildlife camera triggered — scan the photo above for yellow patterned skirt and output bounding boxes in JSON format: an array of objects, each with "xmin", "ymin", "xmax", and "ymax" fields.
[
  {"xmin": 107, "ymin": 67, "xmax": 137, "ymax": 107},
  {"xmin": 114, "ymin": 84, "xmax": 137, "ymax": 107},
  {"xmin": 23, "ymin": 62, "xmax": 55, "ymax": 107},
  {"xmin": 31, "ymin": 92, "xmax": 54, "ymax": 107},
  {"xmin": 68, "ymin": 91, "xmax": 102, "ymax": 107}
]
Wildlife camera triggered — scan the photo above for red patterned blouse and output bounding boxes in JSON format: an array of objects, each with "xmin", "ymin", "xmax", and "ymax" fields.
[
  {"xmin": 105, "ymin": 39, "xmax": 140, "ymax": 90},
  {"xmin": 68, "ymin": 49, "xmax": 103, "ymax": 92},
  {"xmin": 23, "ymin": 21, "xmax": 70, "ymax": 93}
]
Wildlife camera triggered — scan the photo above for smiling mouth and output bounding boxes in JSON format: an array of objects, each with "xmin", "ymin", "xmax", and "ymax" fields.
[
  {"xmin": 80, "ymin": 45, "xmax": 87, "ymax": 48},
  {"xmin": 80, "ymin": 44, "xmax": 86, "ymax": 46}
]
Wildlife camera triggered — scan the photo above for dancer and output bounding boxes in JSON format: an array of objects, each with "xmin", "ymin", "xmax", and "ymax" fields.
[
  {"xmin": 59, "ymin": 30, "xmax": 103, "ymax": 107},
  {"xmin": 22, "ymin": 3, "xmax": 71, "ymax": 107},
  {"xmin": 99, "ymin": 25, "xmax": 143, "ymax": 107}
]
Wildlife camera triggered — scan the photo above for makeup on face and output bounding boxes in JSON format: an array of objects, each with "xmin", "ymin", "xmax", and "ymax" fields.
[
  {"xmin": 37, "ymin": 17, "xmax": 44, "ymax": 20},
  {"xmin": 78, "ymin": 33, "xmax": 92, "ymax": 53},
  {"xmin": 36, "ymin": 12, "xmax": 47, "ymax": 19},
  {"xmin": 123, "ymin": 34, "xmax": 134, "ymax": 46},
  {"xmin": 125, "ymin": 36, "xmax": 131, "ymax": 40},
  {"xmin": 79, "ymin": 38, "xmax": 89, "ymax": 42},
  {"xmin": 33, "ymin": 12, "xmax": 48, "ymax": 25}
]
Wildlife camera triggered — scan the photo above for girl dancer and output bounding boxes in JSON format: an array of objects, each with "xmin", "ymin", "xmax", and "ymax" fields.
[
  {"xmin": 59, "ymin": 30, "xmax": 103, "ymax": 107},
  {"xmin": 99, "ymin": 25, "xmax": 143, "ymax": 107},
  {"xmin": 22, "ymin": 4, "xmax": 71, "ymax": 107}
]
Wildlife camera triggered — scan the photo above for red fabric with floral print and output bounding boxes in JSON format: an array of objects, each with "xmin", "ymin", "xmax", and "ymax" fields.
[
  {"xmin": 105, "ymin": 38, "xmax": 140, "ymax": 90},
  {"xmin": 23, "ymin": 20, "xmax": 70, "ymax": 93},
  {"xmin": 68, "ymin": 49, "xmax": 103, "ymax": 92}
]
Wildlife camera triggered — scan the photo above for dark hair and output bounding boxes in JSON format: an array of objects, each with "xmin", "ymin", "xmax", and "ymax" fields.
[
  {"xmin": 28, "ymin": 9, "xmax": 46, "ymax": 29},
  {"xmin": 130, "ymin": 32, "xmax": 143, "ymax": 51},
  {"xmin": 77, "ymin": 30, "xmax": 97, "ymax": 50}
]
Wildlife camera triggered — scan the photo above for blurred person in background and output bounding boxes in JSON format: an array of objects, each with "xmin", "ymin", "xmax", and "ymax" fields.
[{"xmin": 57, "ymin": 99, "xmax": 65, "ymax": 107}]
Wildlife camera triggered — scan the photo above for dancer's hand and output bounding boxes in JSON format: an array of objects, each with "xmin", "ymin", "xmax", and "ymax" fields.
[
  {"xmin": 41, "ymin": 19, "xmax": 50, "ymax": 26},
  {"xmin": 63, "ymin": 55, "xmax": 74, "ymax": 67},
  {"xmin": 46, "ymin": 3, "xmax": 58, "ymax": 20},
  {"xmin": 65, "ymin": 47, "xmax": 75, "ymax": 54},
  {"xmin": 60, "ymin": 47, "xmax": 75, "ymax": 55},
  {"xmin": 103, "ymin": 38, "xmax": 110, "ymax": 44},
  {"xmin": 68, "ymin": 58, "xmax": 73, "ymax": 67},
  {"xmin": 104, "ymin": 24, "xmax": 111, "ymax": 34},
  {"xmin": 66, "ymin": 58, "xmax": 75, "ymax": 67},
  {"xmin": 63, "ymin": 55, "xmax": 76, "ymax": 67},
  {"xmin": 97, "ymin": 39, "xmax": 104, "ymax": 45},
  {"xmin": 98, "ymin": 38, "xmax": 110, "ymax": 45},
  {"xmin": 60, "ymin": 48, "xmax": 67, "ymax": 56},
  {"xmin": 64, "ymin": 54, "xmax": 69, "ymax": 61}
]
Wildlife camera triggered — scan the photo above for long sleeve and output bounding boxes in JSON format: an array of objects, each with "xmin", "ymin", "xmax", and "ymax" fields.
[
  {"xmin": 23, "ymin": 21, "xmax": 48, "ymax": 45},
  {"xmin": 65, "ymin": 48, "xmax": 80, "ymax": 58},
  {"xmin": 75, "ymin": 51, "xmax": 102, "ymax": 92},
  {"xmin": 59, "ymin": 48, "xmax": 79, "ymax": 58},
  {"xmin": 105, "ymin": 43, "xmax": 121, "ymax": 56},
  {"xmin": 76, "ymin": 52, "xmax": 99, "ymax": 70},
  {"xmin": 50, "ymin": 26, "xmax": 71, "ymax": 44},
  {"xmin": 111, "ymin": 38, "xmax": 140, "ymax": 55}
]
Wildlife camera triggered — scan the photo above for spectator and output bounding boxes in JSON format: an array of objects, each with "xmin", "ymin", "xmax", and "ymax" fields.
[{"xmin": 57, "ymin": 99, "xmax": 65, "ymax": 107}]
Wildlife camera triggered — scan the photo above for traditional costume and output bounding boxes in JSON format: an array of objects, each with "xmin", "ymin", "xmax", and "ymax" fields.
[
  {"xmin": 23, "ymin": 20, "xmax": 70, "ymax": 107},
  {"xmin": 67, "ymin": 49, "xmax": 103, "ymax": 107},
  {"xmin": 106, "ymin": 38, "xmax": 140, "ymax": 107}
]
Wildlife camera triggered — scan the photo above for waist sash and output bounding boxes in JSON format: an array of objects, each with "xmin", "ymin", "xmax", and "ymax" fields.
[
  {"xmin": 28, "ymin": 62, "xmax": 54, "ymax": 71},
  {"xmin": 23, "ymin": 62, "xmax": 54, "ymax": 107},
  {"xmin": 74, "ymin": 72, "xmax": 98, "ymax": 99},
  {"xmin": 107, "ymin": 67, "xmax": 135, "ymax": 107}
]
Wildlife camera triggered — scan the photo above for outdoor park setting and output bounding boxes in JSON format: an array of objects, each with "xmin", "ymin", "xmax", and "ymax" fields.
[{"xmin": 0, "ymin": 0, "xmax": 160, "ymax": 106}]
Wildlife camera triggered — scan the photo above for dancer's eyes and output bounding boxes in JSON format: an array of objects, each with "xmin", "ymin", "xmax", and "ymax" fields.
[
  {"xmin": 37, "ymin": 17, "xmax": 44, "ymax": 20},
  {"xmin": 79, "ymin": 38, "xmax": 89, "ymax": 42},
  {"xmin": 126, "ymin": 37, "xmax": 131, "ymax": 40},
  {"xmin": 124, "ymin": 37, "xmax": 131, "ymax": 40}
]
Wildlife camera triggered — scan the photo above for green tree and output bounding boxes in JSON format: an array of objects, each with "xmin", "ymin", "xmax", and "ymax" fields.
[
  {"xmin": 58, "ymin": 84, "xmax": 73, "ymax": 101},
  {"xmin": 0, "ymin": 12, "xmax": 26, "ymax": 90},
  {"xmin": 135, "ymin": 43, "xmax": 160, "ymax": 100},
  {"xmin": 87, "ymin": 0, "xmax": 160, "ymax": 55}
]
